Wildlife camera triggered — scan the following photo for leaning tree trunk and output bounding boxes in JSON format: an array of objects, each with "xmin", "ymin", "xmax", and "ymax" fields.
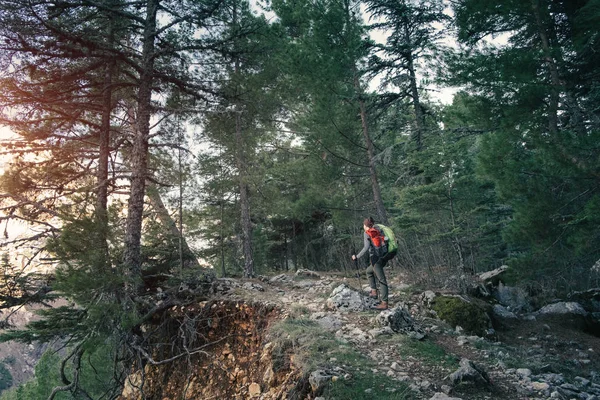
[
  {"xmin": 123, "ymin": 0, "xmax": 158, "ymax": 288},
  {"xmin": 146, "ymin": 184, "xmax": 201, "ymax": 270}
]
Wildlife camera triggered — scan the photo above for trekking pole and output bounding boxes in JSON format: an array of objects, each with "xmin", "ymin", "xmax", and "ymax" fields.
[{"xmin": 352, "ymin": 246, "xmax": 366, "ymax": 310}]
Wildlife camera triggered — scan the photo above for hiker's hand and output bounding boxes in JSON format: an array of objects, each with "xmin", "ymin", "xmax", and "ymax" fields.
[{"xmin": 351, "ymin": 254, "xmax": 356, "ymax": 260}]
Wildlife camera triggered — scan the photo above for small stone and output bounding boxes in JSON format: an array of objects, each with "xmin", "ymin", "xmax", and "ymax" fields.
[
  {"xmin": 575, "ymin": 377, "xmax": 590, "ymax": 387},
  {"xmin": 429, "ymin": 393, "xmax": 463, "ymax": 400},
  {"xmin": 531, "ymin": 382, "xmax": 550, "ymax": 391},
  {"xmin": 248, "ymin": 382, "xmax": 261, "ymax": 397},
  {"xmin": 561, "ymin": 383, "xmax": 580, "ymax": 392},
  {"xmin": 516, "ymin": 368, "xmax": 532, "ymax": 379},
  {"xmin": 391, "ymin": 362, "xmax": 400, "ymax": 371}
]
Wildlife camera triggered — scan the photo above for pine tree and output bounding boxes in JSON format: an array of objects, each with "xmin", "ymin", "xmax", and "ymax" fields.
[{"xmin": 449, "ymin": 0, "xmax": 600, "ymax": 289}]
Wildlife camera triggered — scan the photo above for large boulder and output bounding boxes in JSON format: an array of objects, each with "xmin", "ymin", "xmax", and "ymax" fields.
[
  {"xmin": 430, "ymin": 296, "xmax": 492, "ymax": 336},
  {"xmin": 490, "ymin": 304, "xmax": 519, "ymax": 330},
  {"xmin": 494, "ymin": 282, "xmax": 531, "ymax": 313},
  {"xmin": 326, "ymin": 284, "xmax": 378, "ymax": 312},
  {"xmin": 535, "ymin": 301, "xmax": 588, "ymax": 331},
  {"xmin": 537, "ymin": 301, "xmax": 587, "ymax": 316}
]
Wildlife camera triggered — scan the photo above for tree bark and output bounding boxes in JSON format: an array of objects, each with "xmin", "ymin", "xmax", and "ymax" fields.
[
  {"xmin": 531, "ymin": 0, "xmax": 560, "ymax": 136},
  {"xmin": 96, "ymin": 9, "xmax": 115, "ymax": 270},
  {"xmin": 232, "ymin": 2, "xmax": 254, "ymax": 277},
  {"xmin": 123, "ymin": 0, "xmax": 158, "ymax": 286},
  {"xmin": 146, "ymin": 184, "xmax": 201, "ymax": 269},
  {"xmin": 404, "ymin": 21, "xmax": 425, "ymax": 151}
]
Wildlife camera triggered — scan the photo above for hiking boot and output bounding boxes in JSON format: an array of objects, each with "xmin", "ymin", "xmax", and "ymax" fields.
[
  {"xmin": 369, "ymin": 289, "xmax": 378, "ymax": 299},
  {"xmin": 372, "ymin": 301, "xmax": 388, "ymax": 310}
]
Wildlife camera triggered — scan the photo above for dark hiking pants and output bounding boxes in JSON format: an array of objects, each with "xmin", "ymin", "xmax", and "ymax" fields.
[{"xmin": 366, "ymin": 258, "xmax": 388, "ymax": 302}]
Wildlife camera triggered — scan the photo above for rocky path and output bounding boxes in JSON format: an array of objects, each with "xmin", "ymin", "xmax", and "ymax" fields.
[{"xmin": 217, "ymin": 269, "xmax": 600, "ymax": 400}]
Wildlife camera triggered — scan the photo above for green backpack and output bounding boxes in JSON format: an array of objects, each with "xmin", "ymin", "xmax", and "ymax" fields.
[{"xmin": 376, "ymin": 224, "xmax": 398, "ymax": 254}]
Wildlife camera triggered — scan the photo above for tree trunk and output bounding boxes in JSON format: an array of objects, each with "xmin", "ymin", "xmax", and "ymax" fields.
[
  {"xmin": 232, "ymin": 2, "xmax": 254, "ymax": 278},
  {"xmin": 146, "ymin": 184, "xmax": 201, "ymax": 270},
  {"xmin": 531, "ymin": 0, "xmax": 560, "ymax": 135},
  {"xmin": 96, "ymin": 40, "xmax": 114, "ymax": 270},
  {"xmin": 354, "ymin": 74, "xmax": 389, "ymax": 225},
  {"xmin": 235, "ymin": 111, "xmax": 254, "ymax": 277},
  {"xmin": 404, "ymin": 22, "xmax": 425, "ymax": 151},
  {"xmin": 123, "ymin": 0, "xmax": 158, "ymax": 286}
]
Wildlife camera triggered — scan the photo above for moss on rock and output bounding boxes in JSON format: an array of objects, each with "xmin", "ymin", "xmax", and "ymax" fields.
[{"xmin": 432, "ymin": 296, "xmax": 491, "ymax": 336}]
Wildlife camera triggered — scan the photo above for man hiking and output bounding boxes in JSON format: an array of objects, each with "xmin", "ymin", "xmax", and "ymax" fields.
[{"xmin": 351, "ymin": 217, "xmax": 395, "ymax": 310}]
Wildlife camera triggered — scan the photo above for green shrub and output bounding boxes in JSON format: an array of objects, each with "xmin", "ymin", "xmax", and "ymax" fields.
[{"xmin": 0, "ymin": 364, "xmax": 12, "ymax": 393}]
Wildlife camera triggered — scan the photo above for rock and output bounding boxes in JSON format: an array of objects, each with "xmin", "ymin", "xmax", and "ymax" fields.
[
  {"xmin": 492, "ymin": 304, "xmax": 518, "ymax": 319},
  {"xmin": 326, "ymin": 284, "xmax": 378, "ymax": 312},
  {"xmin": 248, "ymin": 382, "xmax": 261, "ymax": 397},
  {"xmin": 429, "ymin": 393, "xmax": 463, "ymax": 400},
  {"xmin": 536, "ymin": 302, "xmax": 588, "ymax": 331},
  {"xmin": 494, "ymin": 282, "xmax": 531, "ymax": 313},
  {"xmin": 456, "ymin": 335, "xmax": 482, "ymax": 346},
  {"xmin": 421, "ymin": 290, "xmax": 437, "ymax": 308},
  {"xmin": 431, "ymin": 296, "xmax": 492, "ymax": 336},
  {"xmin": 447, "ymin": 358, "xmax": 491, "ymax": 386},
  {"xmin": 531, "ymin": 381, "xmax": 550, "ymax": 391},
  {"xmin": 540, "ymin": 373, "xmax": 565, "ymax": 385},
  {"xmin": 368, "ymin": 327, "xmax": 394, "ymax": 338},
  {"xmin": 211, "ymin": 278, "xmax": 240, "ymax": 294},
  {"xmin": 295, "ymin": 268, "xmax": 321, "ymax": 279},
  {"xmin": 575, "ymin": 377, "xmax": 591, "ymax": 388},
  {"xmin": 242, "ymin": 282, "xmax": 264, "ymax": 292},
  {"xmin": 537, "ymin": 302, "xmax": 587, "ymax": 316},
  {"xmin": 310, "ymin": 312, "xmax": 344, "ymax": 331},
  {"xmin": 309, "ymin": 370, "xmax": 333, "ymax": 392},
  {"xmin": 269, "ymin": 274, "xmax": 293, "ymax": 283},
  {"xmin": 516, "ymin": 368, "xmax": 532, "ymax": 379},
  {"xmin": 407, "ymin": 331, "xmax": 426, "ymax": 340},
  {"xmin": 376, "ymin": 306, "xmax": 417, "ymax": 333}
]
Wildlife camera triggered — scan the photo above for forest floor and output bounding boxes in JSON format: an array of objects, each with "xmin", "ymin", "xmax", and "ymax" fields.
[{"xmin": 222, "ymin": 266, "xmax": 600, "ymax": 400}]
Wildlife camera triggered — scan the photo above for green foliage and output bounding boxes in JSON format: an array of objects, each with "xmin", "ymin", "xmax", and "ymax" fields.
[
  {"xmin": 322, "ymin": 371, "xmax": 413, "ymax": 400},
  {"xmin": 447, "ymin": 0, "xmax": 600, "ymax": 291},
  {"xmin": 0, "ymin": 344, "xmax": 118, "ymax": 400},
  {"xmin": 394, "ymin": 336, "xmax": 459, "ymax": 369},
  {"xmin": 431, "ymin": 296, "xmax": 491, "ymax": 336},
  {"xmin": 0, "ymin": 363, "xmax": 12, "ymax": 393}
]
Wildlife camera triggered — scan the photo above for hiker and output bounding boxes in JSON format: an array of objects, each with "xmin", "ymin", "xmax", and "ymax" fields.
[{"xmin": 351, "ymin": 217, "xmax": 391, "ymax": 310}]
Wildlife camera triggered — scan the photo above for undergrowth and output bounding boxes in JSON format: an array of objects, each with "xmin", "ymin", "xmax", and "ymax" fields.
[{"xmin": 381, "ymin": 335, "xmax": 460, "ymax": 369}]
